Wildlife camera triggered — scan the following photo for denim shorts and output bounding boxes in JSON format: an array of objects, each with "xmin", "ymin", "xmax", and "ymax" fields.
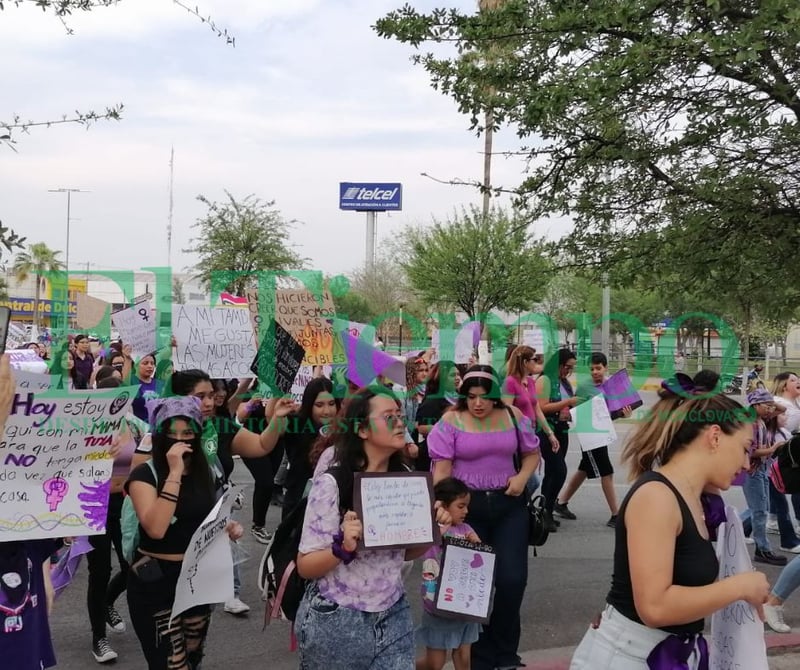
[
  {"xmin": 296, "ymin": 583, "xmax": 414, "ymax": 670},
  {"xmin": 570, "ymin": 606, "xmax": 704, "ymax": 670}
]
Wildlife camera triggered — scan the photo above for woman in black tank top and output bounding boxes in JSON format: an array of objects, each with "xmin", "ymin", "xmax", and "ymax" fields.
[{"xmin": 571, "ymin": 383, "xmax": 770, "ymax": 669}]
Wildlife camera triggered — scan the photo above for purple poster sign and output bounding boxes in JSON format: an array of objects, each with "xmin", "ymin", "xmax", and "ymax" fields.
[{"xmin": 601, "ymin": 369, "xmax": 643, "ymax": 418}]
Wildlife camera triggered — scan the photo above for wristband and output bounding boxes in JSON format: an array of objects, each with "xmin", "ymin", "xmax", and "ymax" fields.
[
  {"xmin": 159, "ymin": 491, "xmax": 179, "ymax": 503},
  {"xmin": 331, "ymin": 531, "xmax": 357, "ymax": 564}
]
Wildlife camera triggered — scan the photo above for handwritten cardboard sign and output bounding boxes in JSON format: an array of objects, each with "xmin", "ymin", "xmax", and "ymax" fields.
[
  {"xmin": 601, "ymin": 369, "xmax": 643, "ymax": 418},
  {"xmin": 111, "ymin": 304, "xmax": 156, "ymax": 360},
  {"xmin": 172, "ymin": 305, "xmax": 258, "ymax": 379},
  {"xmin": 171, "ymin": 489, "xmax": 235, "ymax": 622},
  {"xmin": 570, "ymin": 394, "xmax": 617, "ymax": 452},
  {"xmin": 433, "ymin": 536, "xmax": 496, "ymax": 624},
  {"xmin": 76, "ymin": 293, "xmax": 110, "ymax": 330},
  {"xmin": 0, "ymin": 376, "xmax": 135, "ymax": 540},
  {"xmin": 353, "ymin": 472, "xmax": 438, "ymax": 550},
  {"xmin": 251, "ymin": 321, "xmax": 306, "ymax": 395},
  {"xmin": 710, "ymin": 506, "xmax": 768, "ymax": 669}
]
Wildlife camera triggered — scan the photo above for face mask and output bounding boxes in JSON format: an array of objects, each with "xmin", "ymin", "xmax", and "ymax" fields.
[{"xmin": 152, "ymin": 433, "xmax": 202, "ymax": 457}]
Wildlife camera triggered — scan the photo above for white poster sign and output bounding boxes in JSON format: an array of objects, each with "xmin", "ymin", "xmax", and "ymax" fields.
[
  {"xmin": 111, "ymin": 304, "xmax": 156, "ymax": 360},
  {"xmin": 570, "ymin": 394, "xmax": 617, "ymax": 452},
  {"xmin": 354, "ymin": 472, "xmax": 437, "ymax": 549},
  {"xmin": 710, "ymin": 506, "xmax": 769, "ymax": 670},
  {"xmin": 171, "ymin": 489, "xmax": 235, "ymax": 622},
  {"xmin": 522, "ymin": 328, "xmax": 545, "ymax": 354},
  {"xmin": 455, "ymin": 328, "xmax": 474, "ymax": 364},
  {"xmin": 172, "ymin": 305, "xmax": 257, "ymax": 378},
  {"xmin": 433, "ymin": 537, "xmax": 496, "ymax": 623},
  {"xmin": 0, "ymin": 378, "xmax": 135, "ymax": 540}
]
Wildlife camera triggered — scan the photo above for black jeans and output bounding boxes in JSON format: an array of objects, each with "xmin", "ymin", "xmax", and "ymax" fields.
[
  {"xmin": 466, "ymin": 491, "xmax": 529, "ymax": 670},
  {"xmin": 241, "ymin": 454, "xmax": 274, "ymax": 527},
  {"xmin": 87, "ymin": 492, "xmax": 128, "ymax": 641},
  {"xmin": 127, "ymin": 553, "xmax": 211, "ymax": 670},
  {"xmin": 540, "ymin": 430, "xmax": 569, "ymax": 514}
]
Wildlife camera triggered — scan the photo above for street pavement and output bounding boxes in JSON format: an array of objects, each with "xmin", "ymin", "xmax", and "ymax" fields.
[{"xmin": 51, "ymin": 390, "xmax": 800, "ymax": 668}]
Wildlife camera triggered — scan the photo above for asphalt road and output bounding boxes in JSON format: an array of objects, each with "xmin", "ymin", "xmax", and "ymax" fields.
[{"xmin": 51, "ymin": 390, "xmax": 800, "ymax": 668}]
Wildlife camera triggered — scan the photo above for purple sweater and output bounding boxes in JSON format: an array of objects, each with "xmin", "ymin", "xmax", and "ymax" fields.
[{"xmin": 427, "ymin": 415, "xmax": 540, "ymax": 490}]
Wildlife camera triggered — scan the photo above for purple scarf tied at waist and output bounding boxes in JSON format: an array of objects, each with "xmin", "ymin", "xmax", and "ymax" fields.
[{"xmin": 647, "ymin": 633, "xmax": 709, "ymax": 670}]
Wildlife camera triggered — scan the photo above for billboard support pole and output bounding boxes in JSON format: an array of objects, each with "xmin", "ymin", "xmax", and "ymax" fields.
[{"xmin": 366, "ymin": 211, "xmax": 376, "ymax": 271}]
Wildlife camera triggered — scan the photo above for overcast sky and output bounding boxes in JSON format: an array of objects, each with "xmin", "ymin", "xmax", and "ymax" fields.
[{"xmin": 0, "ymin": 0, "xmax": 569, "ymax": 283}]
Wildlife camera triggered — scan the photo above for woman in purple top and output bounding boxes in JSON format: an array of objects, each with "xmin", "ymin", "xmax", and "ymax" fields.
[
  {"xmin": 130, "ymin": 353, "xmax": 163, "ymax": 423},
  {"xmin": 296, "ymin": 386, "xmax": 450, "ymax": 670},
  {"xmin": 428, "ymin": 365, "xmax": 540, "ymax": 670}
]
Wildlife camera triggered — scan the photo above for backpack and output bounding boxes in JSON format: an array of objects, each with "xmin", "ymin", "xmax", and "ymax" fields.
[
  {"xmin": 258, "ymin": 467, "xmax": 351, "ymax": 626},
  {"xmin": 770, "ymin": 436, "xmax": 800, "ymax": 495},
  {"xmin": 121, "ymin": 460, "xmax": 158, "ymax": 564}
]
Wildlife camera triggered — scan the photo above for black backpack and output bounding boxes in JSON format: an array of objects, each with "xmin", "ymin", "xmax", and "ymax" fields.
[
  {"xmin": 771, "ymin": 436, "xmax": 800, "ymax": 495},
  {"xmin": 258, "ymin": 467, "xmax": 352, "ymax": 625}
]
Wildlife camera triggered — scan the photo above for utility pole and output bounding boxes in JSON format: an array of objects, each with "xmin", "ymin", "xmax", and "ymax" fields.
[{"xmin": 48, "ymin": 188, "xmax": 89, "ymax": 275}]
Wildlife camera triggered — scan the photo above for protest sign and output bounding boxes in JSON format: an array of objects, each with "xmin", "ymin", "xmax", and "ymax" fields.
[
  {"xmin": 522, "ymin": 328, "xmax": 545, "ymax": 354},
  {"xmin": 710, "ymin": 506, "xmax": 768, "ymax": 670},
  {"xmin": 171, "ymin": 489, "xmax": 236, "ymax": 622},
  {"xmin": 111, "ymin": 304, "xmax": 156, "ymax": 360},
  {"xmin": 601, "ymin": 369, "xmax": 643, "ymax": 418},
  {"xmin": 290, "ymin": 365, "xmax": 332, "ymax": 404},
  {"xmin": 353, "ymin": 472, "xmax": 438, "ymax": 550},
  {"xmin": 570, "ymin": 394, "xmax": 617, "ymax": 451},
  {"xmin": 251, "ymin": 321, "xmax": 305, "ymax": 395},
  {"xmin": 76, "ymin": 293, "xmax": 110, "ymax": 330},
  {"xmin": 8, "ymin": 349, "xmax": 49, "ymax": 375},
  {"xmin": 331, "ymin": 318, "xmax": 376, "ymax": 365},
  {"xmin": 172, "ymin": 305, "xmax": 257, "ymax": 378},
  {"xmin": 0, "ymin": 378, "xmax": 135, "ymax": 540},
  {"xmin": 433, "ymin": 536, "xmax": 496, "ymax": 624},
  {"xmin": 455, "ymin": 326, "xmax": 476, "ymax": 364}
]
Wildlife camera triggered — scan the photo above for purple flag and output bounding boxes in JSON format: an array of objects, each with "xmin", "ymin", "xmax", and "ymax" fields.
[
  {"xmin": 601, "ymin": 369, "xmax": 643, "ymax": 417},
  {"xmin": 341, "ymin": 331, "xmax": 406, "ymax": 387},
  {"xmin": 51, "ymin": 536, "xmax": 94, "ymax": 596}
]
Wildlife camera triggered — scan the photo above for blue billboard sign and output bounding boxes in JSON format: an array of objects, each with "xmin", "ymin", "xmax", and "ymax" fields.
[{"xmin": 339, "ymin": 182, "xmax": 402, "ymax": 211}]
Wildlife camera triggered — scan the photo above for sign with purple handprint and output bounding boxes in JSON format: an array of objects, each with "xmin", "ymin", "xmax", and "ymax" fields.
[
  {"xmin": 433, "ymin": 536, "xmax": 496, "ymax": 624},
  {"xmin": 0, "ymin": 372, "xmax": 135, "ymax": 541}
]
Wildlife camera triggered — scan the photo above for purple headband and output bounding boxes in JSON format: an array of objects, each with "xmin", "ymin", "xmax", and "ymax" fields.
[{"xmin": 146, "ymin": 396, "xmax": 203, "ymax": 433}]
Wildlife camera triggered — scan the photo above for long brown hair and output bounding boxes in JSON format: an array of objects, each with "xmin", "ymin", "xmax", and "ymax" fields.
[
  {"xmin": 621, "ymin": 393, "xmax": 753, "ymax": 480},
  {"xmin": 505, "ymin": 345, "xmax": 535, "ymax": 381}
]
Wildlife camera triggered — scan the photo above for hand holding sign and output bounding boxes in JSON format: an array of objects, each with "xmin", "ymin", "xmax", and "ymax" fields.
[{"xmin": 341, "ymin": 511, "xmax": 362, "ymax": 552}]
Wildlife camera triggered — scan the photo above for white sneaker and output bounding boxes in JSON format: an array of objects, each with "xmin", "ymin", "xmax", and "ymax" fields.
[
  {"xmin": 767, "ymin": 520, "xmax": 780, "ymax": 534},
  {"xmin": 744, "ymin": 536, "xmax": 755, "ymax": 545},
  {"xmin": 780, "ymin": 544, "xmax": 800, "ymax": 554},
  {"xmin": 764, "ymin": 604, "xmax": 791, "ymax": 633},
  {"xmin": 223, "ymin": 597, "xmax": 250, "ymax": 615}
]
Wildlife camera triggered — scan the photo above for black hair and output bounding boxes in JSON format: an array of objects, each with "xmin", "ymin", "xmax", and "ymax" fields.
[
  {"xmin": 424, "ymin": 360, "xmax": 459, "ymax": 398},
  {"xmin": 96, "ymin": 376, "xmax": 122, "ymax": 389},
  {"xmin": 297, "ymin": 377, "xmax": 339, "ymax": 427},
  {"xmin": 559, "ymin": 348, "xmax": 577, "ymax": 367},
  {"xmin": 74, "ymin": 334, "xmax": 88, "ymax": 344},
  {"xmin": 454, "ymin": 365, "xmax": 504, "ymax": 411},
  {"xmin": 590, "ymin": 352, "xmax": 608, "ymax": 367},
  {"xmin": 170, "ymin": 369, "xmax": 212, "ymax": 396},
  {"xmin": 433, "ymin": 477, "xmax": 470, "ymax": 506},
  {"xmin": 150, "ymin": 414, "xmax": 214, "ymax": 505},
  {"xmin": 94, "ymin": 366, "xmax": 118, "ymax": 384},
  {"xmin": 693, "ymin": 369, "xmax": 720, "ymax": 393}
]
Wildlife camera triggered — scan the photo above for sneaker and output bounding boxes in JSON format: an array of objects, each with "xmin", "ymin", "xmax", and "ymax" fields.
[
  {"xmin": 754, "ymin": 549, "xmax": 788, "ymax": 566},
  {"xmin": 767, "ymin": 519, "xmax": 780, "ymax": 534},
  {"xmin": 764, "ymin": 604, "xmax": 792, "ymax": 633},
  {"xmin": 232, "ymin": 490, "xmax": 244, "ymax": 511},
  {"xmin": 105, "ymin": 606, "xmax": 125, "ymax": 634},
  {"xmin": 544, "ymin": 512, "xmax": 558, "ymax": 533},
  {"xmin": 606, "ymin": 515, "xmax": 618, "ymax": 528},
  {"xmin": 554, "ymin": 502, "xmax": 577, "ymax": 520},
  {"xmin": 744, "ymin": 536, "xmax": 755, "ymax": 545},
  {"xmin": 780, "ymin": 544, "xmax": 800, "ymax": 554},
  {"xmin": 223, "ymin": 596, "xmax": 251, "ymax": 615},
  {"xmin": 92, "ymin": 638, "xmax": 118, "ymax": 663},
  {"xmin": 251, "ymin": 525, "xmax": 273, "ymax": 544}
]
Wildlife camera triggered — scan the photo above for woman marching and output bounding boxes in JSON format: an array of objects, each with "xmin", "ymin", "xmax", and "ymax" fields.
[
  {"xmin": 427, "ymin": 365, "xmax": 540, "ymax": 670},
  {"xmin": 570, "ymin": 384, "xmax": 770, "ymax": 669},
  {"xmin": 296, "ymin": 386, "xmax": 450, "ymax": 669},
  {"xmin": 125, "ymin": 396, "xmax": 243, "ymax": 669}
]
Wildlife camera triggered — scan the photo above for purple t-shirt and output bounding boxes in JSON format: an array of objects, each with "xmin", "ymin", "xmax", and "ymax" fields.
[
  {"xmin": 132, "ymin": 377, "xmax": 162, "ymax": 423},
  {"xmin": 0, "ymin": 539, "xmax": 58, "ymax": 670},
  {"xmin": 298, "ymin": 472, "xmax": 405, "ymax": 612},
  {"xmin": 427, "ymin": 415, "xmax": 540, "ymax": 490}
]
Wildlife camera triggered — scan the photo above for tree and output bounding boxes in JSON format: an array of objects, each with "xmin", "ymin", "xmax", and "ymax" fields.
[
  {"xmin": 12, "ymin": 242, "xmax": 64, "ymax": 329},
  {"xmin": 403, "ymin": 206, "xmax": 550, "ymax": 321},
  {"xmin": 376, "ymin": 1, "xmax": 800, "ymax": 301},
  {"xmin": 184, "ymin": 191, "xmax": 305, "ymax": 296}
]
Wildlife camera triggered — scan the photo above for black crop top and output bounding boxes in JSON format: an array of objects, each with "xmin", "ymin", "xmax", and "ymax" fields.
[
  {"xmin": 125, "ymin": 463, "xmax": 216, "ymax": 556},
  {"xmin": 606, "ymin": 471, "xmax": 719, "ymax": 634}
]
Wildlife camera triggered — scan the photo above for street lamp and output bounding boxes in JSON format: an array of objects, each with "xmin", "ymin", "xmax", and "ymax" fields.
[
  {"xmin": 48, "ymin": 188, "xmax": 89, "ymax": 275},
  {"xmin": 398, "ymin": 301, "xmax": 406, "ymax": 355}
]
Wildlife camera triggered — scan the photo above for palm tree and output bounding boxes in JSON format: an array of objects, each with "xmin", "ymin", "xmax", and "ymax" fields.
[{"xmin": 12, "ymin": 242, "xmax": 64, "ymax": 329}]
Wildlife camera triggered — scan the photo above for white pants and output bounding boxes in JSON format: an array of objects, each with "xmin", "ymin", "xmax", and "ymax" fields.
[{"xmin": 570, "ymin": 605, "xmax": 703, "ymax": 670}]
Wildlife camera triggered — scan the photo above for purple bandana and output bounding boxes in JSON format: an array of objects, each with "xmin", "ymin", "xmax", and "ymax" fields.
[
  {"xmin": 700, "ymin": 493, "xmax": 727, "ymax": 541},
  {"xmin": 647, "ymin": 633, "xmax": 709, "ymax": 670}
]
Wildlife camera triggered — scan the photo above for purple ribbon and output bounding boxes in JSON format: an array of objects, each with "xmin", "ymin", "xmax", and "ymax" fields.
[
  {"xmin": 700, "ymin": 493, "xmax": 727, "ymax": 541},
  {"xmin": 647, "ymin": 633, "xmax": 709, "ymax": 670}
]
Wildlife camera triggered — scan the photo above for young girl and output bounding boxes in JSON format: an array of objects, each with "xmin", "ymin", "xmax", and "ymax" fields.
[
  {"xmin": 296, "ymin": 386, "xmax": 450, "ymax": 669},
  {"xmin": 418, "ymin": 478, "xmax": 482, "ymax": 670}
]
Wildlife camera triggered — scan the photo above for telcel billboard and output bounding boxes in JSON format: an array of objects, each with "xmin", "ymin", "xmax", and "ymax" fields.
[{"xmin": 339, "ymin": 182, "xmax": 402, "ymax": 211}]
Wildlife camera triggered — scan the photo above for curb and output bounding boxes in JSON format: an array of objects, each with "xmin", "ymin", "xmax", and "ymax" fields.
[{"xmin": 519, "ymin": 633, "xmax": 800, "ymax": 669}]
